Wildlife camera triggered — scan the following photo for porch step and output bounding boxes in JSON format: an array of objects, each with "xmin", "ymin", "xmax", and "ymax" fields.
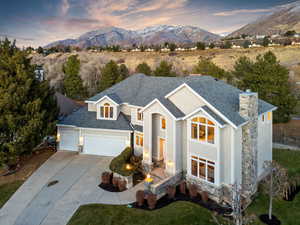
[{"xmin": 150, "ymin": 168, "xmax": 169, "ymax": 181}]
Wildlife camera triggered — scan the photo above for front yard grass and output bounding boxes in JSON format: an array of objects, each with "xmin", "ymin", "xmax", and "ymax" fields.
[
  {"xmin": 67, "ymin": 201, "xmax": 224, "ymax": 225},
  {"xmin": 0, "ymin": 180, "xmax": 24, "ymax": 208},
  {"xmin": 68, "ymin": 149, "xmax": 300, "ymax": 225}
]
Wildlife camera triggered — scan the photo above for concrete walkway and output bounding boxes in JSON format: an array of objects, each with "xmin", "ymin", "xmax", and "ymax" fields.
[{"xmin": 0, "ymin": 151, "xmax": 144, "ymax": 225}]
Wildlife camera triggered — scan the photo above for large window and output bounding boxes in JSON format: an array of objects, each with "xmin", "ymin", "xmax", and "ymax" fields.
[
  {"xmin": 136, "ymin": 134, "xmax": 143, "ymax": 147},
  {"xmin": 191, "ymin": 156, "xmax": 215, "ymax": 183},
  {"xmin": 100, "ymin": 103, "xmax": 114, "ymax": 119},
  {"xmin": 191, "ymin": 117, "xmax": 215, "ymax": 144}
]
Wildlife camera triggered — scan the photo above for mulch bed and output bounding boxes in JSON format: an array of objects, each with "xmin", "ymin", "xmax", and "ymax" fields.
[
  {"xmin": 132, "ymin": 186, "xmax": 232, "ymax": 215},
  {"xmin": 99, "ymin": 183, "xmax": 122, "ymax": 192},
  {"xmin": 259, "ymin": 214, "xmax": 281, "ymax": 225}
]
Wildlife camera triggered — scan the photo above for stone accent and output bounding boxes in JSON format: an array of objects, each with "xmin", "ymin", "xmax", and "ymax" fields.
[
  {"xmin": 150, "ymin": 172, "xmax": 182, "ymax": 198},
  {"xmin": 186, "ymin": 175, "xmax": 223, "ymax": 203},
  {"xmin": 239, "ymin": 91, "xmax": 258, "ymax": 197},
  {"xmin": 142, "ymin": 161, "xmax": 154, "ymax": 174}
]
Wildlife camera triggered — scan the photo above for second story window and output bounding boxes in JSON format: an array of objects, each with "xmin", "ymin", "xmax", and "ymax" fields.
[
  {"xmin": 161, "ymin": 117, "xmax": 166, "ymax": 130},
  {"xmin": 100, "ymin": 103, "xmax": 113, "ymax": 119},
  {"xmin": 191, "ymin": 117, "xmax": 215, "ymax": 144},
  {"xmin": 137, "ymin": 108, "xmax": 143, "ymax": 121}
]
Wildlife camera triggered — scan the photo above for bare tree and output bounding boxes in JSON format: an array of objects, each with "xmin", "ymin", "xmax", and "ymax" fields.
[{"xmin": 263, "ymin": 160, "xmax": 289, "ymax": 220}]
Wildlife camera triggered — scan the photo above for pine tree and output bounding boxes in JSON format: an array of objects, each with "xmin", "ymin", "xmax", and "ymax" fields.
[
  {"xmin": 116, "ymin": 64, "xmax": 129, "ymax": 83},
  {"xmin": 153, "ymin": 61, "xmax": 176, "ymax": 77},
  {"xmin": 63, "ymin": 55, "xmax": 86, "ymax": 99},
  {"xmin": 193, "ymin": 59, "xmax": 232, "ymax": 82},
  {"xmin": 196, "ymin": 42, "xmax": 205, "ymax": 50},
  {"xmin": 0, "ymin": 39, "xmax": 58, "ymax": 168},
  {"xmin": 136, "ymin": 62, "xmax": 152, "ymax": 75},
  {"xmin": 98, "ymin": 60, "xmax": 120, "ymax": 92},
  {"xmin": 233, "ymin": 51, "xmax": 297, "ymax": 123}
]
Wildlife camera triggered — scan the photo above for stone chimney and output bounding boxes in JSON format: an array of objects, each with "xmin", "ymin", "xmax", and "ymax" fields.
[{"xmin": 239, "ymin": 89, "xmax": 258, "ymax": 197}]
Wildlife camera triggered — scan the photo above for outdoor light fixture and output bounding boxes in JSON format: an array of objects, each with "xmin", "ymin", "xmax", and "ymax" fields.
[
  {"xmin": 79, "ymin": 136, "xmax": 84, "ymax": 146},
  {"xmin": 126, "ymin": 164, "xmax": 132, "ymax": 170},
  {"xmin": 56, "ymin": 133, "xmax": 60, "ymax": 142},
  {"xmin": 145, "ymin": 174, "xmax": 153, "ymax": 183},
  {"xmin": 167, "ymin": 160, "xmax": 174, "ymax": 166}
]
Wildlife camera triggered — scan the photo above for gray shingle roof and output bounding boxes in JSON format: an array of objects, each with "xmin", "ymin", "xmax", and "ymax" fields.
[
  {"xmin": 58, "ymin": 107, "xmax": 132, "ymax": 131},
  {"xmin": 157, "ymin": 97, "xmax": 185, "ymax": 118},
  {"xmin": 201, "ymin": 106, "xmax": 226, "ymax": 126},
  {"xmin": 133, "ymin": 125, "xmax": 143, "ymax": 132},
  {"xmin": 88, "ymin": 74, "xmax": 276, "ymax": 127}
]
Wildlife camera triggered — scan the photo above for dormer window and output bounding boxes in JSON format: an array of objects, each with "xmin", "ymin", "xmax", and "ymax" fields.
[
  {"xmin": 137, "ymin": 108, "xmax": 143, "ymax": 121},
  {"xmin": 100, "ymin": 103, "xmax": 113, "ymax": 119}
]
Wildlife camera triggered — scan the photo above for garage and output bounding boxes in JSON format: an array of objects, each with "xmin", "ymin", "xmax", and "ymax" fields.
[
  {"xmin": 83, "ymin": 133, "xmax": 128, "ymax": 156},
  {"xmin": 59, "ymin": 128, "xmax": 79, "ymax": 151}
]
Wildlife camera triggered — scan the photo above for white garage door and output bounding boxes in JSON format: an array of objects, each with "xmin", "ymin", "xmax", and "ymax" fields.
[
  {"xmin": 59, "ymin": 129, "xmax": 78, "ymax": 151},
  {"xmin": 83, "ymin": 134, "xmax": 127, "ymax": 156}
]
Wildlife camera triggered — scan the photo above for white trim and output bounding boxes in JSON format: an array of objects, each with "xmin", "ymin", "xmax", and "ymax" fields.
[
  {"xmin": 86, "ymin": 95, "xmax": 120, "ymax": 105},
  {"xmin": 189, "ymin": 116, "xmax": 216, "ymax": 146},
  {"xmin": 173, "ymin": 119, "xmax": 177, "ymax": 174},
  {"xmin": 165, "ymin": 83, "xmax": 187, "ymax": 98},
  {"xmin": 140, "ymin": 98, "xmax": 176, "ymax": 120},
  {"xmin": 57, "ymin": 125, "xmax": 132, "ymax": 133}
]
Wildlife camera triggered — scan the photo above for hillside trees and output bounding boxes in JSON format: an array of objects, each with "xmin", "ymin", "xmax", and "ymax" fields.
[
  {"xmin": 233, "ymin": 51, "xmax": 296, "ymax": 123},
  {"xmin": 98, "ymin": 61, "xmax": 130, "ymax": 92},
  {"xmin": 196, "ymin": 42, "xmax": 206, "ymax": 50},
  {"xmin": 192, "ymin": 59, "xmax": 232, "ymax": 82},
  {"xmin": 0, "ymin": 39, "xmax": 58, "ymax": 168},
  {"xmin": 153, "ymin": 61, "xmax": 177, "ymax": 77},
  {"xmin": 135, "ymin": 62, "xmax": 152, "ymax": 75},
  {"xmin": 63, "ymin": 55, "xmax": 87, "ymax": 99}
]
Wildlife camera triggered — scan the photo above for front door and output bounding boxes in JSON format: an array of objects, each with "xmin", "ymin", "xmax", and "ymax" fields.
[{"xmin": 158, "ymin": 138, "xmax": 165, "ymax": 161}]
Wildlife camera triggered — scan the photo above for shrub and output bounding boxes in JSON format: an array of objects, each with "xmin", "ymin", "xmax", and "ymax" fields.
[
  {"xmin": 136, "ymin": 190, "xmax": 145, "ymax": 206},
  {"xmin": 109, "ymin": 147, "xmax": 135, "ymax": 176}
]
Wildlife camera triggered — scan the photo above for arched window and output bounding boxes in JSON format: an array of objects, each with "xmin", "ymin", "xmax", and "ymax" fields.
[
  {"xmin": 191, "ymin": 117, "xmax": 215, "ymax": 144},
  {"xmin": 100, "ymin": 103, "xmax": 114, "ymax": 119}
]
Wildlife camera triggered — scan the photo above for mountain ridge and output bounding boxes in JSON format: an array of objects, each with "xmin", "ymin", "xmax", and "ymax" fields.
[{"xmin": 45, "ymin": 25, "xmax": 220, "ymax": 48}]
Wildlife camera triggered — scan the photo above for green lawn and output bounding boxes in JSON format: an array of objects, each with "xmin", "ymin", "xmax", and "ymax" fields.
[
  {"xmin": 67, "ymin": 201, "xmax": 225, "ymax": 225},
  {"xmin": 245, "ymin": 148, "xmax": 300, "ymax": 225},
  {"xmin": 68, "ymin": 149, "xmax": 300, "ymax": 225},
  {"xmin": 0, "ymin": 180, "xmax": 24, "ymax": 208}
]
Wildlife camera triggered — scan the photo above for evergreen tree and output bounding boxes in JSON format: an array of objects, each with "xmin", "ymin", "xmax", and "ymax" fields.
[
  {"xmin": 37, "ymin": 46, "xmax": 44, "ymax": 54},
  {"xmin": 209, "ymin": 43, "xmax": 215, "ymax": 49},
  {"xmin": 196, "ymin": 42, "xmax": 206, "ymax": 50},
  {"xmin": 116, "ymin": 64, "xmax": 129, "ymax": 83},
  {"xmin": 169, "ymin": 43, "xmax": 177, "ymax": 52},
  {"xmin": 98, "ymin": 60, "xmax": 120, "ymax": 92},
  {"xmin": 153, "ymin": 61, "xmax": 176, "ymax": 77},
  {"xmin": 233, "ymin": 51, "xmax": 297, "ymax": 123},
  {"xmin": 243, "ymin": 40, "xmax": 251, "ymax": 49},
  {"xmin": 63, "ymin": 55, "xmax": 86, "ymax": 99},
  {"xmin": 263, "ymin": 37, "xmax": 270, "ymax": 47},
  {"xmin": 136, "ymin": 62, "xmax": 152, "ymax": 75},
  {"xmin": 0, "ymin": 39, "xmax": 58, "ymax": 168},
  {"xmin": 192, "ymin": 59, "xmax": 232, "ymax": 82}
]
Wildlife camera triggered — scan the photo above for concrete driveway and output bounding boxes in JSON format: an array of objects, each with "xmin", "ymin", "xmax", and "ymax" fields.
[{"xmin": 0, "ymin": 151, "xmax": 144, "ymax": 225}]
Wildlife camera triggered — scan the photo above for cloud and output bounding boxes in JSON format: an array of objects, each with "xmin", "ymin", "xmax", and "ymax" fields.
[
  {"xmin": 213, "ymin": 8, "xmax": 273, "ymax": 16},
  {"xmin": 60, "ymin": 0, "xmax": 70, "ymax": 16}
]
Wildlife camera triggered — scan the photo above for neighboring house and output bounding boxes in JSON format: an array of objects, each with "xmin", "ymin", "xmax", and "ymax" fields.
[
  {"xmin": 57, "ymin": 74, "xmax": 276, "ymax": 203},
  {"xmin": 55, "ymin": 92, "xmax": 82, "ymax": 120}
]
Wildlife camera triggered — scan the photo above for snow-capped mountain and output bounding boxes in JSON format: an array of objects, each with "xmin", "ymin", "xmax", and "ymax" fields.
[
  {"xmin": 229, "ymin": 0, "xmax": 300, "ymax": 37},
  {"xmin": 45, "ymin": 25, "xmax": 220, "ymax": 48}
]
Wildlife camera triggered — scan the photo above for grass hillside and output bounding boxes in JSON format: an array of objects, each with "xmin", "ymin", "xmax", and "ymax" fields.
[{"xmin": 31, "ymin": 46, "xmax": 300, "ymax": 90}]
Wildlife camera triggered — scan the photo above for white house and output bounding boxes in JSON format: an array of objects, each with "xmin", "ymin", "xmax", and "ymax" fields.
[{"xmin": 57, "ymin": 74, "xmax": 276, "ymax": 203}]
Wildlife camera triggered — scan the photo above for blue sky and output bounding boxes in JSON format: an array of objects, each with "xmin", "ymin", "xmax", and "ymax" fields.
[{"xmin": 0, "ymin": 0, "xmax": 297, "ymax": 47}]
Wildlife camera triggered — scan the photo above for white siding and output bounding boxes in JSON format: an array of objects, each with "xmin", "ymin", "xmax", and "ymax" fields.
[
  {"xmin": 120, "ymin": 104, "xmax": 132, "ymax": 116},
  {"xmin": 257, "ymin": 112, "xmax": 272, "ymax": 178},
  {"xmin": 234, "ymin": 126, "xmax": 243, "ymax": 184},
  {"xmin": 168, "ymin": 86, "xmax": 205, "ymax": 115},
  {"xmin": 131, "ymin": 106, "xmax": 143, "ymax": 126},
  {"xmin": 220, "ymin": 126, "xmax": 232, "ymax": 184},
  {"xmin": 88, "ymin": 103, "xmax": 96, "ymax": 112}
]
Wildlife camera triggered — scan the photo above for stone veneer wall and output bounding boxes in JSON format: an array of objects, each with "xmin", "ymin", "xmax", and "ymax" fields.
[{"xmin": 239, "ymin": 91, "xmax": 258, "ymax": 197}]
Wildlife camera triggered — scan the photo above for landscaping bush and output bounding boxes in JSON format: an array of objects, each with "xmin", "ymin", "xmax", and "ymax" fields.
[
  {"xmin": 101, "ymin": 172, "xmax": 111, "ymax": 185},
  {"xmin": 147, "ymin": 194, "xmax": 157, "ymax": 210},
  {"xmin": 189, "ymin": 184, "xmax": 198, "ymax": 199},
  {"xmin": 136, "ymin": 190, "xmax": 145, "ymax": 206},
  {"xmin": 179, "ymin": 181, "xmax": 186, "ymax": 194},
  {"xmin": 166, "ymin": 185, "xmax": 176, "ymax": 199},
  {"xmin": 109, "ymin": 147, "xmax": 135, "ymax": 176}
]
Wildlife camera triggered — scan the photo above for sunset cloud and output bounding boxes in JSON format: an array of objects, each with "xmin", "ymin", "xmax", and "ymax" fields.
[{"xmin": 213, "ymin": 8, "xmax": 273, "ymax": 16}]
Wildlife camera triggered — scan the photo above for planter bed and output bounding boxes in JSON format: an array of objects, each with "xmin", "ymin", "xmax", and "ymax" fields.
[{"xmin": 132, "ymin": 186, "xmax": 232, "ymax": 215}]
